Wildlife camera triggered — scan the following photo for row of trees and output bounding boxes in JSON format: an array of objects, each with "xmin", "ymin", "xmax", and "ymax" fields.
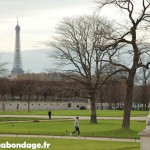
[
  {"xmin": 0, "ymin": 77, "xmax": 149, "ymax": 108},
  {"xmin": 49, "ymin": 0, "xmax": 150, "ymax": 128}
]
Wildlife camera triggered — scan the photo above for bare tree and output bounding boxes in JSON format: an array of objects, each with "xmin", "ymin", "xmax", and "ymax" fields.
[
  {"xmin": 136, "ymin": 66, "xmax": 150, "ymax": 110},
  {"xmin": 0, "ymin": 62, "xmax": 7, "ymax": 77},
  {"xmin": 137, "ymin": 67, "xmax": 150, "ymax": 86},
  {"xmin": 0, "ymin": 78, "xmax": 9, "ymax": 112},
  {"xmin": 23, "ymin": 80, "xmax": 35, "ymax": 112},
  {"xmin": 50, "ymin": 15, "xmax": 113, "ymax": 123},
  {"xmin": 95, "ymin": 0, "xmax": 150, "ymax": 128}
]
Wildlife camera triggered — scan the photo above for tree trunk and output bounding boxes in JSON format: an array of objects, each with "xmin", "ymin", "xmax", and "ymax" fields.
[
  {"xmin": 144, "ymin": 87, "xmax": 149, "ymax": 111},
  {"xmin": 36, "ymin": 93, "xmax": 39, "ymax": 100},
  {"xmin": 90, "ymin": 92, "xmax": 97, "ymax": 123},
  {"xmin": 20, "ymin": 94, "xmax": 22, "ymax": 101},
  {"xmin": 28, "ymin": 94, "xmax": 30, "ymax": 112},
  {"xmin": 122, "ymin": 73, "xmax": 134, "ymax": 129}
]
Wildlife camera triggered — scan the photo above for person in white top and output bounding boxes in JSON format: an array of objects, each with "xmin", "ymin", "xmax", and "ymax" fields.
[{"xmin": 70, "ymin": 117, "xmax": 80, "ymax": 137}]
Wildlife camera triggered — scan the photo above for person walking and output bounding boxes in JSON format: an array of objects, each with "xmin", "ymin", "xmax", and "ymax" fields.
[
  {"xmin": 48, "ymin": 111, "xmax": 51, "ymax": 120},
  {"xmin": 17, "ymin": 104, "xmax": 19, "ymax": 111},
  {"xmin": 70, "ymin": 116, "xmax": 80, "ymax": 137}
]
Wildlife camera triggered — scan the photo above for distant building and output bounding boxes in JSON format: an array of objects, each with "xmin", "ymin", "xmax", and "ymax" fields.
[{"xmin": 11, "ymin": 19, "xmax": 24, "ymax": 76}]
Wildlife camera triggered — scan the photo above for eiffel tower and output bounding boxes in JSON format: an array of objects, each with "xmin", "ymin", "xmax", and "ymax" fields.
[{"xmin": 11, "ymin": 20, "xmax": 24, "ymax": 76}]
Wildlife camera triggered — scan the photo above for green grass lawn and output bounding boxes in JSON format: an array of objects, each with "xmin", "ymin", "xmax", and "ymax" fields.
[
  {"xmin": 0, "ymin": 120, "xmax": 145, "ymax": 139},
  {"xmin": 0, "ymin": 137, "xmax": 140, "ymax": 150},
  {"xmin": 0, "ymin": 110, "xmax": 144, "ymax": 150},
  {"xmin": 0, "ymin": 110, "xmax": 149, "ymax": 117}
]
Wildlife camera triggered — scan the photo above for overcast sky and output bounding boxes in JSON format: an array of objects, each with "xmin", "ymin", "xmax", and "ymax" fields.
[
  {"xmin": 0, "ymin": 0, "xmax": 97, "ymax": 73},
  {"xmin": 0, "ymin": 0, "xmax": 128, "ymax": 73},
  {"xmin": 0, "ymin": 0, "xmax": 96, "ymax": 52},
  {"xmin": 1, "ymin": 0, "xmax": 149, "ymax": 75}
]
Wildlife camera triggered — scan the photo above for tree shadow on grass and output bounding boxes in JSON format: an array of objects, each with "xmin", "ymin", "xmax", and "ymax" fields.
[
  {"xmin": 90, "ymin": 128, "xmax": 140, "ymax": 139},
  {"xmin": 113, "ymin": 147, "xmax": 139, "ymax": 150}
]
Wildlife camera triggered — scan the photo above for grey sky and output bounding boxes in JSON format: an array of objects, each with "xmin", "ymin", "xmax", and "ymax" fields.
[
  {"xmin": 1, "ymin": 0, "xmax": 137, "ymax": 73},
  {"xmin": 0, "ymin": 0, "xmax": 95, "ymax": 73},
  {"xmin": 0, "ymin": 0, "xmax": 94, "ymax": 52}
]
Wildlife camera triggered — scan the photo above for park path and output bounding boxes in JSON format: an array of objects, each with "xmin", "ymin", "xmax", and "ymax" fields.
[
  {"xmin": 0, "ymin": 114, "xmax": 147, "ymax": 121},
  {"xmin": 0, "ymin": 134, "xmax": 140, "ymax": 143}
]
